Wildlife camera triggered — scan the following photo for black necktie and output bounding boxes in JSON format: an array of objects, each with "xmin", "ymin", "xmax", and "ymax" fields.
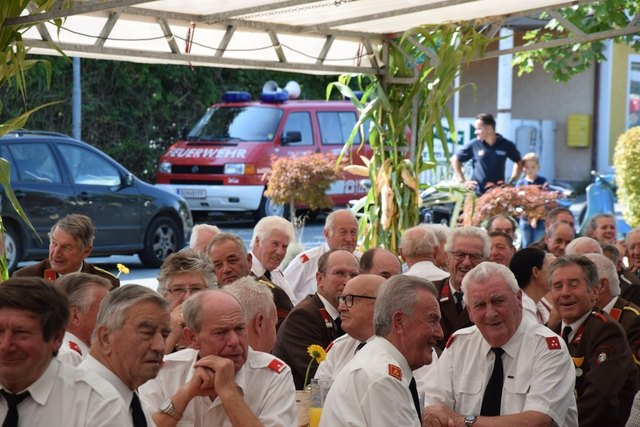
[
  {"xmin": 264, "ymin": 270, "xmax": 272, "ymax": 281},
  {"xmin": 409, "ymin": 377, "xmax": 422, "ymax": 425},
  {"xmin": 562, "ymin": 325, "xmax": 572, "ymax": 346},
  {"xmin": 355, "ymin": 341, "xmax": 367, "ymax": 354},
  {"xmin": 1, "ymin": 390, "xmax": 29, "ymax": 427},
  {"xmin": 334, "ymin": 316, "xmax": 345, "ymax": 337},
  {"xmin": 130, "ymin": 392, "xmax": 148, "ymax": 427},
  {"xmin": 480, "ymin": 348, "xmax": 504, "ymax": 416},
  {"xmin": 453, "ymin": 292, "xmax": 464, "ymax": 314}
]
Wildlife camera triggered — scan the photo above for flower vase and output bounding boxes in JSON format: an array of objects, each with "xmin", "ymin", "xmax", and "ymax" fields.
[{"xmin": 296, "ymin": 389, "xmax": 310, "ymax": 427}]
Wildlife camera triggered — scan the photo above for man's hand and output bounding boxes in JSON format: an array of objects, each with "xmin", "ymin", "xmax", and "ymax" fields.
[
  {"xmin": 463, "ymin": 180, "xmax": 478, "ymax": 192},
  {"xmin": 164, "ymin": 303, "xmax": 186, "ymax": 354},
  {"xmin": 194, "ymin": 355, "xmax": 239, "ymax": 398},
  {"xmin": 423, "ymin": 405, "xmax": 461, "ymax": 427}
]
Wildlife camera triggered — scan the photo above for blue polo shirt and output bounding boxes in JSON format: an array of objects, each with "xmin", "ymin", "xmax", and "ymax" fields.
[{"xmin": 455, "ymin": 134, "xmax": 521, "ymax": 194}]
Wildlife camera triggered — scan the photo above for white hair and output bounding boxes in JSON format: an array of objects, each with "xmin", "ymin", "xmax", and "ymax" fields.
[
  {"xmin": 565, "ymin": 236, "xmax": 603, "ymax": 256},
  {"xmin": 584, "ymin": 253, "xmax": 620, "ymax": 297},
  {"xmin": 251, "ymin": 216, "xmax": 295, "ymax": 248},
  {"xmin": 461, "ymin": 262, "xmax": 519, "ymax": 303},
  {"xmin": 445, "ymin": 226, "xmax": 491, "ymax": 258}
]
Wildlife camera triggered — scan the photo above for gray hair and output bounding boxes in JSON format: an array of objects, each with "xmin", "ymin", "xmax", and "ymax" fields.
[
  {"xmin": 584, "ymin": 253, "xmax": 620, "ymax": 296},
  {"xmin": 324, "ymin": 209, "xmax": 357, "ymax": 237},
  {"xmin": 223, "ymin": 277, "xmax": 276, "ymax": 322},
  {"xmin": 626, "ymin": 227, "xmax": 640, "ymax": 245},
  {"xmin": 373, "ymin": 275, "xmax": 437, "ymax": 336},
  {"xmin": 548, "ymin": 221, "xmax": 575, "ymax": 240},
  {"xmin": 549, "ymin": 255, "xmax": 600, "ymax": 292},
  {"xmin": 424, "ymin": 224, "xmax": 449, "ymax": 246},
  {"xmin": 250, "ymin": 216, "xmax": 295, "ymax": 248},
  {"xmin": 157, "ymin": 249, "xmax": 217, "ymax": 295},
  {"xmin": 400, "ymin": 225, "xmax": 438, "ymax": 258},
  {"xmin": 95, "ymin": 284, "xmax": 168, "ymax": 333},
  {"xmin": 586, "ymin": 213, "xmax": 615, "ymax": 237},
  {"xmin": 189, "ymin": 224, "xmax": 221, "ymax": 250},
  {"xmin": 50, "ymin": 214, "xmax": 95, "ymax": 250},
  {"xmin": 55, "ymin": 272, "xmax": 112, "ymax": 312},
  {"xmin": 206, "ymin": 232, "xmax": 247, "ymax": 258},
  {"xmin": 565, "ymin": 236, "xmax": 603, "ymax": 256},
  {"xmin": 461, "ymin": 262, "xmax": 519, "ymax": 303},
  {"xmin": 182, "ymin": 289, "xmax": 243, "ymax": 332},
  {"xmin": 444, "ymin": 226, "xmax": 491, "ymax": 258}
]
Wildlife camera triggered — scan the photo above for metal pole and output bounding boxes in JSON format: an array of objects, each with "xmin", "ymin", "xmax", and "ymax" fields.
[{"xmin": 72, "ymin": 57, "xmax": 81, "ymax": 139}]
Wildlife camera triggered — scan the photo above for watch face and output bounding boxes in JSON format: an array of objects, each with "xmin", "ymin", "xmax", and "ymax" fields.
[
  {"xmin": 160, "ymin": 400, "xmax": 173, "ymax": 412},
  {"xmin": 464, "ymin": 415, "xmax": 477, "ymax": 425}
]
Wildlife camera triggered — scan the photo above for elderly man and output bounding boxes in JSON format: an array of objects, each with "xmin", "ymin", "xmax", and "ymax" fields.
[
  {"xmin": 550, "ymin": 255, "xmax": 637, "ymax": 426},
  {"xmin": 585, "ymin": 253, "xmax": 640, "ymax": 374},
  {"xmin": 284, "ymin": 209, "xmax": 360, "ymax": 304},
  {"xmin": 0, "ymin": 278, "xmax": 128, "ymax": 425},
  {"xmin": 139, "ymin": 290, "xmax": 297, "ymax": 426},
  {"xmin": 423, "ymin": 262, "xmax": 577, "ymax": 427},
  {"xmin": 224, "ymin": 277, "xmax": 278, "ymax": 353},
  {"xmin": 627, "ymin": 228, "xmax": 640, "ymax": 277},
  {"xmin": 424, "ymin": 224, "xmax": 449, "ymax": 270},
  {"xmin": 565, "ymin": 236, "xmax": 603, "ymax": 255},
  {"xmin": 157, "ymin": 250, "xmax": 217, "ymax": 354},
  {"xmin": 320, "ymin": 275, "xmax": 443, "ymax": 427},
  {"xmin": 509, "ymin": 247, "xmax": 555, "ymax": 325},
  {"xmin": 543, "ymin": 222, "xmax": 574, "ymax": 257},
  {"xmin": 488, "ymin": 231, "xmax": 515, "ymax": 267},
  {"xmin": 80, "ymin": 285, "xmax": 171, "ymax": 426},
  {"xmin": 250, "ymin": 216, "xmax": 296, "ymax": 301},
  {"xmin": 359, "ymin": 247, "xmax": 402, "ymax": 279},
  {"xmin": 207, "ymin": 232, "xmax": 292, "ymax": 328},
  {"xmin": 188, "ymin": 223, "xmax": 220, "ymax": 252},
  {"xmin": 55, "ymin": 272, "xmax": 112, "ymax": 365},
  {"xmin": 486, "ymin": 214, "xmax": 517, "ymax": 239},
  {"xmin": 401, "ymin": 224, "xmax": 449, "ymax": 282},
  {"xmin": 274, "ymin": 249, "xmax": 359, "ymax": 389},
  {"xmin": 13, "ymin": 214, "xmax": 119, "ymax": 287},
  {"xmin": 529, "ymin": 207, "xmax": 576, "ymax": 250},
  {"xmin": 586, "ymin": 213, "xmax": 617, "ymax": 245},
  {"xmin": 436, "ymin": 226, "xmax": 491, "ymax": 347}
]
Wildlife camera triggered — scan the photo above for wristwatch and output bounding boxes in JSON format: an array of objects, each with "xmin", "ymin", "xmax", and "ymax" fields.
[
  {"xmin": 464, "ymin": 415, "xmax": 477, "ymax": 426},
  {"xmin": 159, "ymin": 399, "xmax": 183, "ymax": 421}
]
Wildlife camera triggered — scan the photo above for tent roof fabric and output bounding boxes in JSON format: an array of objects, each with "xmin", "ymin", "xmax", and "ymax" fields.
[{"xmin": 9, "ymin": 0, "xmax": 605, "ymax": 74}]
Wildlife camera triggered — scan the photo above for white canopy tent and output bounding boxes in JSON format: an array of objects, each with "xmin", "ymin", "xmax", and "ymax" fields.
[{"xmin": 7, "ymin": 0, "xmax": 621, "ymax": 75}]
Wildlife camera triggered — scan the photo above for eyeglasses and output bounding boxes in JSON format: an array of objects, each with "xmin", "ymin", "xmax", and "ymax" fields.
[
  {"xmin": 168, "ymin": 286, "xmax": 205, "ymax": 297},
  {"xmin": 449, "ymin": 251, "xmax": 484, "ymax": 263},
  {"xmin": 338, "ymin": 294, "xmax": 376, "ymax": 308}
]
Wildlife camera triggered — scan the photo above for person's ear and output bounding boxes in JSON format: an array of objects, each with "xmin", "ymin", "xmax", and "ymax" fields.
[{"xmin": 183, "ymin": 327, "xmax": 199, "ymax": 350}]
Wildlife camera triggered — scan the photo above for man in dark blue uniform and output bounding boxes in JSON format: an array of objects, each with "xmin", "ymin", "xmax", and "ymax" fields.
[{"xmin": 451, "ymin": 113, "xmax": 523, "ymax": 194}]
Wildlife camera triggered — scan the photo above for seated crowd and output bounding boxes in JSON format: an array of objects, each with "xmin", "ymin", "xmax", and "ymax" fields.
[{"xmin": 3, "ymin": 209, "xmax": 640, "ymax": 427}]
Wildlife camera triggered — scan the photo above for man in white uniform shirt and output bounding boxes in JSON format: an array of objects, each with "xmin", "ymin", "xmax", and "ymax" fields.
[
  {"xmin": 423, "ymin": 262, "xmax": 577, "ymax": 427},
  {"xmin": 80, "ymin": 284, "xmax": 171, "ymax": 427},
  {"xmin": 0, "ymin": 277, "xmax": 128, "ymax": 426},
  {"xmin": 320, "ymin": 275, "xmax": 443, "ymax": 427},
  {"xmin": 139, "ymin": 289, "xmax": 297, "ymax": 427},
  {"xmin": 401, "ymin": 224, "xmax": 449, "ymax": 282},
  {"xmin": 250, "ymin": 215, "xmax": 296, "ymax": 301},
  {"xmin": 55, "ymin": 272, "xmax": 111, "ymax": 365},
  {"xmin": 284, "ymin": 209, "xmax": 360, "ymax": 304}
]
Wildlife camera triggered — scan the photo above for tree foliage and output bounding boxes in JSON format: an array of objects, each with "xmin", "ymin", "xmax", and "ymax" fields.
[
  {"xmin": 614, "ymin": 126, "xmax": 640, "ymax": 227},
  {"xmin": 0, "ymin": 57, "xmax": 337, "ymax": 182},
  {"xmin": 514, "ymin": 0, "xmax": 640, "ymax": 82}
]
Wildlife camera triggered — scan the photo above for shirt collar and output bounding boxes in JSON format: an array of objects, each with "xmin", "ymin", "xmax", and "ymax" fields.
[
  {"xmin": 371, "ymin": 336, "xmax": 413, "ymax": 386},
  {"xmin": 82, "ymin": 355, "xmax": 133, "ymax": 404},
  {"xmin": 561, "ymin": 310, "xmax": 591, "ymax": 343},
  {"xmin": 317, "ymin": 293, "xmax": 339, "ymax": 320},
  {"xmin": 250, "ymin": 252, "xmax": 267, "ymax": 277},
  {"xmin": 603, "ymin": 296, "xmax": 618, "ymax": 314},
  {"xmin": 20, "ymin": 358, "xmax": 59, "ymax": 405},
  {"xmin": 480, "ymin": 316, "xmax": 527, "ymax": 359}
]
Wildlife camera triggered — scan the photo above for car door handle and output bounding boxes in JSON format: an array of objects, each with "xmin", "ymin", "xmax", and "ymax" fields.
[{"xmin": 78, "ymin": 191, "xmax": 91, "ymax": 201}]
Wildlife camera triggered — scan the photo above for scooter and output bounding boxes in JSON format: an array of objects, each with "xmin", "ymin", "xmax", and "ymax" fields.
[{"xmin": 577, "ymin": 170, "xmax": 632, "ymax": 238}]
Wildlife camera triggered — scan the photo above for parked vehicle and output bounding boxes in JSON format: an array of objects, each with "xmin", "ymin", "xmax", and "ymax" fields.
[
  {"xmin": 0, "ymin": 130, "xmax": 193, "ymax": 272},
  {"xmin": 155, "ymin": 82, "xmax": 371, "ymax": 220}
]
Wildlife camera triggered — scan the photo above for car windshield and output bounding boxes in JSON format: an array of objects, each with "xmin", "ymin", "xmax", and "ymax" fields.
[{"xmin": 187, "ymin": 106, "xmax": 283, "ymax": 142}]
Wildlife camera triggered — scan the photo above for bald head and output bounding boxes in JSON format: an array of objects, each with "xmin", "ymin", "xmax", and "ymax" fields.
[
  {"xmin": 360, "ymin": 248, "xmax": 401, "ymax": 279},
  {"xmin": 565, "ymin": 236, "xmax": 603, "ymax": 256},
  {"xmin": 338, "ymin": 274, "xmax": 385, "ymax": 341}
]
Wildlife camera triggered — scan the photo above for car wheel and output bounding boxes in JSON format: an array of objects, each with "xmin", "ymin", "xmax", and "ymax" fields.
[
  {"xmin": 255, "ymin": 195, "xmax": 289, "ymax": 221},
  {"xmin": 139, "ymin": 217, "xmax": 182, "ymax": 268},
  {"xmin": 3, "ymin": 222, "xmax": 22, "ymax": 273}
]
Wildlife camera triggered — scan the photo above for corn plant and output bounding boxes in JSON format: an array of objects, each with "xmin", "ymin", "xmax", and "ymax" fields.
[{"xmin": 328, "ymin": 24, "xmax": 493, "ymax": 252}]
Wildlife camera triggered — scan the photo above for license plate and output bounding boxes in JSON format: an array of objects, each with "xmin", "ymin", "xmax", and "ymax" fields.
[{"xmin": 179, "ymin": 189, "xmax": 206, "ymax": 199}]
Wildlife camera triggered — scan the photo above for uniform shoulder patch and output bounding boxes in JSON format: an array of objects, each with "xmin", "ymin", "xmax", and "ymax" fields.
[
  {"xmin": 610, "ymin": 308, "xmax": 622, "ymax": 321},
  {"xmin": 445, "ymin": 334, "xmax": 456, "ymax": 349},
  {"xmin": 268, "ymin": 358, "xmax": 286, "ymax": 374},
  {"xmin": 300, "ymin": 253, "xmax": 310, "ymax": 263},
  {"xmin": 545, "ymin": 336, "xmax": 561, "ymax": 350},
  {"xmin": 624, "ymin": 305, "xmax": 640, "ymax": 316},
  {"xmin": 388, "ymin": 364, "xmax": 402, "ymax": 381},
  {"xmin": 44, "ymin": 269, "xmax": 57, "ymax": 281},
  {"xmin": 69, "ymin": 341, "xmax": 83, "ymax": 355}
]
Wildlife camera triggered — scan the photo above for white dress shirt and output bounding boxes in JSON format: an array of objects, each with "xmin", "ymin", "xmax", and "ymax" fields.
[
  {"xmin": 405, "ymin": 260, "xmax": 450, "ymax": 282},
  {"xmin": 57, "ymin": 331, "xmax": 89, "ymax": 367}
]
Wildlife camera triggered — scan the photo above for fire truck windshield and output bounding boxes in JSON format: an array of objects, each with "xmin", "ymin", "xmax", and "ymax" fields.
[{"xmin": 187, "ymin": 106, "xmax": 284, "ymax": 142}]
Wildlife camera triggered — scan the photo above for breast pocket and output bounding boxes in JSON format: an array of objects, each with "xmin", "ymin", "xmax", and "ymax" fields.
[
  {"xmin": 502, "ymin": 370, "xmax": 530, "ymax": 412},
  {"xmin": 453, "ymin": 371, "xmax": 483, "ymax": 413}
]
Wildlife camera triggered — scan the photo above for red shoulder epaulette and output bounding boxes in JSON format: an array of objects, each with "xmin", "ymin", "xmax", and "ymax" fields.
[
  {"xmin": 445, "ymin": 334, "xmax": 456, "ymax": 349},
  {"xmin": 592, "ymin": 309, "xmax": 608, "ymax": 322},
  {"xmin": 326, "ymin": 341, "xmax": 335, "ymax": 353},
  {"xmin": 388, "ymin": 364, "xmax": 402, "ymax": 380},
  {"xmin": 300, "ymin": 253, "xmax": 310, "ymax": 263},
  {"xmin": 545, "ymin": 336, "xmax": 561, "ymax": 350},
  {"xmin": 69, "ymin": 341, "xmax": 82, "ymax": 355},
  {"xmin": 268, "ymin": 358, "xmax": 286, "ymax": 374},
  {"xmin": 610, "ymin": 308, "xmax": 622, "ymax": 321}
]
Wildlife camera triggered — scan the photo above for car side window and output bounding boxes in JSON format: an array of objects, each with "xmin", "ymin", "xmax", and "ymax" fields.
[
  {"xmin": 58, "ymin": 144, "xmax": 121, "ymax": 186},
  {"xmin": 7, "ymin": 142, "xmax": 62, "ymax": 183},
  {"xmin": 318, "ymin": 111, "xmax": 362, "ymax": 145},
  {"xmin": 281, "ymin": 111, "xmax": 313, "ymax": 146}
]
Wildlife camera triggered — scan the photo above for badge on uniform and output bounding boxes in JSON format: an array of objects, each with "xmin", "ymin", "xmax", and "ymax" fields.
[
  {"xmin": 388, "ymin": 364, "xmax": 402, "ymax": 381},
  {"xmin": 44, "ymin": 269, "xmax": 57, "ymax": 281},
  {"xmin": 546, "ymin": 336, "xmax": 561, "ymax": 350},
  {"xmin": 268, "ymin": 358, "xmax": 286, "ymax": 374},
  {"xmin": 572, "ymin": 356, "xmax": 584, "ymax": 377},
  {"xmin": 300, "ymin": 254, "xmax": 310, "ymax": 263},
  {"xmin": 597, "ymin": 352, "xmax": 607, "ymax": 364},
  {"xmin": 69, "ymin": 341, "xmax": 82, "ymax": 355}
]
